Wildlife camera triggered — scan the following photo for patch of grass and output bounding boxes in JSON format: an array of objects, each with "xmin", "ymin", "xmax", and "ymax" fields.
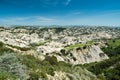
[
  {"xmin": 0, "ymin": 53, "xmax": 27, "ymax": 79},
  {"xmin": 44, "ymin": 56, "xmax": 58, "ymax": 65},
  {"xmin": 29, "ymin": 42, "xmax": 46, "ymax": 47},
  {"xmin": 0, "ymin": 42, "xmax": 4, "ymax": 48},
  {"xmin": 65, "ymin": 41, "xmax": 93, "ymax": 51},
  {"xmin": 19, "ymin": 55, "xmax": 41, "ymax": 70},
  {"xmin": 84, "ymin": 54, "xmax": 120, "ymax": 75},
  {"xmin": 0, "ymin": 42, "xmax": 14, "ymax": 56},
  {"xmin": 102, "ymin": 38, "xmax": 120, "ymax": 57},
  {"xmin": 29, "ymin": 71, "xmax": 48, "ymax": 80},
  {"xmin": 0, "ymin": 71, "xmax": 16, "ymax": 80},
  {"xmin": 107, "ymin": 39, "xmax": 120, "ymax": 48}
]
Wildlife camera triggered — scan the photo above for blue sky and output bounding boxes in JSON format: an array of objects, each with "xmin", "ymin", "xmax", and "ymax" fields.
[{"xmin": 0, "ymin": 0, "xmax": 120, "ymax": 26}]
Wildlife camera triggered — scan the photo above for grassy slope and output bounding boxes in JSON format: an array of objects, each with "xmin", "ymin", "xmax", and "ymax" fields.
[
  {"xmin": 84, "ymin": 38, "xmax": 120, "ymax": 80},
  {"xmin": 102, "ymin": 38, "xmax": 120, "ymax": 56},
  {"xmin": 0, "ymin": 42, "xmax": 99, "ymax": 80},
  {"xmin": 65, "ymin": 41, "xmax": 93, "ymax": 51}
]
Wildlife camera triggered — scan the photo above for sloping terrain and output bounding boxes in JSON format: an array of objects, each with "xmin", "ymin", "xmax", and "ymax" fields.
[
  {"xmin": 84, "ymin": 38, "xmax": 120, "ymax": 80},
  {"xmin": 0, "ymin": 26, "xmax": 120, "ymax": 80}
]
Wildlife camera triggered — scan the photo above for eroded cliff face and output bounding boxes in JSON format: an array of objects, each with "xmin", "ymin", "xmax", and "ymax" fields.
[
  {"xmin": 70, "ymin": 45, "xmax": 109, "ymax": 64},
  {"xmin": 49, "ymin": 45, "xmax": 109, "ymax": 65}
]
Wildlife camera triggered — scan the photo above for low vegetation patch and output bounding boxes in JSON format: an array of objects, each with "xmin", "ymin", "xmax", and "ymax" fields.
[
  {"xmin": 29, "ymin": 42, "xmax": 46, "ymax": 47},
  {"xmin": 0, "ymin": 42, "xmax": 14, "ymax": 55},
  {"xmin": 102, "ymin": 38, "xmax": 120, "ymax": 57},
  {"xmin": 65, "ymin": 41, "xmax": 93, "ymax": 51},
  {"xmin": 0, "ymin": 53, "xmax": 27, "ymax": 80},
  {"xmin": 85, "ymin": 38, "xmax": 120, "ymax": 80},
  {"xmin": 84, "ymin": 54, "xmax": 120, "ymax": 80}
]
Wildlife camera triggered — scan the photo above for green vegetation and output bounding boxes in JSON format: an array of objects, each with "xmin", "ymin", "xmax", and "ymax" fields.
[
  {"xmin": 102, "ymin": 38, "xmax": 120, "ymax": 57},
  {"xmin": 19, "ymin": 55, "xmax": 48, "ymax": 79},
  {"xmin": 0, "ymin": 71, "xmax": 16, "ymax": 80},
  {"xmin": 20, "ymin": 55, "xmax": 41, "ymax": 70},
  {"xmin": 0, "ymin": 53, "xmax": 27, "ymax": 80},
  {"xmin": 54, "ymin": 27, "xmax": 66, "ymax": 33},
  {"xmin": 84, "ymin": 54, "xmax": 120, "ymax": 80},
  {"xmin": 65, "ymin": 41, "xmax": 93, "ymax": 51},
  {"xmin": 29, "ymin": 42, "xmax": 46, "ymax": 47},
  {"xmin": 107, "ymin": 39, "xmax": 120, "ymax": 47},
  {"xmin": 84, "ymin": 55, "xmax": 120, "ymax": 74},
  {"xmin": 84, "ymin": 38, "xmax": 120, "ymax": 80},
  {"xmin": 0, "ymin": 44, "xmax": 100, "ymax": 80},
  {"xmin": 40, "ymin": 27, "xmax": 66, "ymax": 33},
  {"xmin": 29, "ymin": 71, "xmax": 48, "ymax": 80},
  {"xmin": 19, "ymin": 54, "xmax": 98, "ymax": 79},
  {"xmin": 0, "ymin": 42, "xmax": 14, "ymax": 55},
  {"xmin": 2, "ymin": 38, "xmax": 120, "ymax": 80}
]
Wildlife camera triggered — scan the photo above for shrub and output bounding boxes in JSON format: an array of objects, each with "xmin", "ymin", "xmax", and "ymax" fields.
[
  {"xmin": 29, "ymin": 42, "xmax": 45, "ymax": 47},
  {"xmin": 46, "ymin": 66, "xmax": 55, "ymax": 76},
  {"xmin": 73, "ymin": 57, "xmax": 77, "ymax": 61},
  {"xmin": 60, "ymin": 49, "xmax": 66, "ymax": 54},
  {"xmin": 0, "ymin": 42, "xmax": 4, "ymax": 48},
  {"xmin": 76, "ymin": 47, "xmax": 81, "ymax": 50},
  {"xmin": 0, "ymin": 48, "xmax": 14, "ymax": 56},
  {"xmin": 0, "ymin": 53, "xmax": 27, "ymax": 79},
  {"xmin": 83, "ymin": 45, "xmax": 87, "ymax": 49},
  {"xmin": 0, "ymin": 71, "xmax": 16, "ymax": 80},
  {"xmin": 0, "ymin": 42, "xmax": 14, "ymax": 56},
  {"xmin": 45, "ymin": 56, "xmax": 58, "ymax": 65},
  {"xmin": 20, "ymin": 55, "xmax": 41, "ymax": 69},
  {"xmin": 29, "ymin": 71, "xmax": 48, "ymax": 80},
  {"xmin": 70, "ymin": 53, "xmax": 73, "ymax": 57}
]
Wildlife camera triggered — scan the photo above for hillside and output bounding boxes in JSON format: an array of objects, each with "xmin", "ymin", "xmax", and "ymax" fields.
[{"xmin": 0, "ymin": 26, "xmax": 120, "ymax": 80}]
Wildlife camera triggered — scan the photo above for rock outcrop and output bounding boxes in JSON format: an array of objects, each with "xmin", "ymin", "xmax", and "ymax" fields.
[
  {"xmin": 48, "ymin": 45, "xmax": 109, "ymax": 64},
  {"xmin": 70, "ymin": 45, "xmax": 109, "ymax": 64}
]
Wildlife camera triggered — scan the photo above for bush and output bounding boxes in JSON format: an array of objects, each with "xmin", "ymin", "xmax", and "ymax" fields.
[
  {"xmin": 29, "ymin": 42, "xmax": 45, "ymax": 47},
  {"xmin": 20, "ymin": 55, "xmax": 41, "ymax": 70},
  {"xmin": 84, "ymin": 54, "xmax": 120, "ymax": 80},
  {"xmin": 46, "ymin": 66, "xmax": 55, "ymax": 76},
  {"xmin": 0, "ymin": 53, "xmax": 27, "ymax": 79},
  {"xmin": 0, "ymin": 42, "xmax": 14, "ymax": 56},
  {"xmin": 76, "ymin": 47, "xmax": 81, "ymax": 50},
  {"xmin": 60, "ymin": 49, "xmax": 66, "ymax": 54},
  {"xmin": 73, "ymin": 57, "xmax": 77, "ymax": 61},
  {"xmin": 29, "ymin": 71, "xmax": 47, "ymax": 80},
  {"xmin": 0, "ymin": 71, "xmax": 16, "ymax": 80},
  {"xmin": 0, "ymin": 42, "xmax": 4, "ymax": 48},
  {"xmin": 45, "ymin": 56, "xmax": 58, "ymax": 65},
  {"xmin": 83, "ymin": 45, "xmax": 87, "ymax": 49}
]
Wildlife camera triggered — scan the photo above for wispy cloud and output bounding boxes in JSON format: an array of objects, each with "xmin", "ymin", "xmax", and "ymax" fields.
[
  {"xmin": 0, "ymin": 16, "xmax": 58, "ymax": 25},
  {"xmin": 65, "ymin": 0, "xmax": 71, "ymax": 5},
  {"xmin": 40, "ymin": 0, "xmax": 72, "ymax": 7},
  {"xmin": 1, "ymin": 0, "xmax": 70, "ymax": 8}
]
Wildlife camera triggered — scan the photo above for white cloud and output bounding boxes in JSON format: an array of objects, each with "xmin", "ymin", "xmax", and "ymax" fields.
[
  {"xmin": 0, "ymin": 16, "xmax": 58, "ymax": 25},
  {"xmin": 34, "ymin": 16, "xmax": 57, "ymax": 22}
]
